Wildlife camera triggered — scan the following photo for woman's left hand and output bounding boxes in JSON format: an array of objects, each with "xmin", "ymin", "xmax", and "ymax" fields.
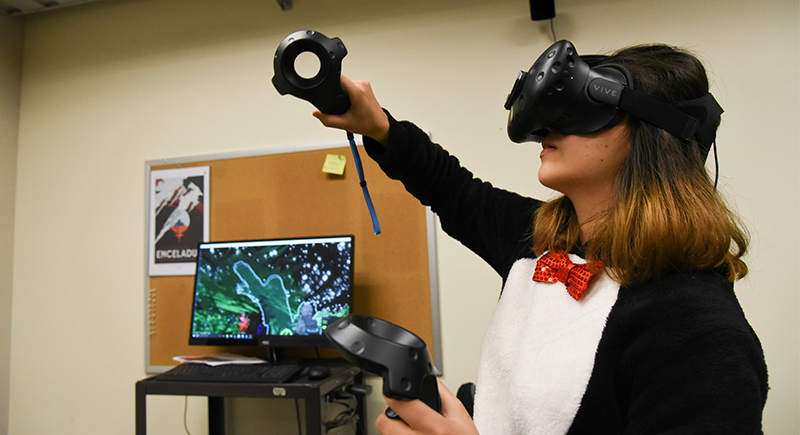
[{"xmin": 375, "ymin": 379, "xmax": 480, "ymax": 435}]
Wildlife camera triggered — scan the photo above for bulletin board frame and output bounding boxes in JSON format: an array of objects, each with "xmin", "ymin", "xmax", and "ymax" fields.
[{"xmin": 143, "ymin": 139, "xmax": 441, "ymax": 374}]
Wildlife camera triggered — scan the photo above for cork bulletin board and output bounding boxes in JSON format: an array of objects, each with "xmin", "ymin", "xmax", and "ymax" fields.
[{"xmin": 144, "ymin": 140, "xmax": 440, "ymax": 373}]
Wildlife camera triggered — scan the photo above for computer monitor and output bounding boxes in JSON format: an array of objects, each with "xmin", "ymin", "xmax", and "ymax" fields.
[{"xmin": 188, "ymin": 235, "xmax": 354, "ymax": 349}]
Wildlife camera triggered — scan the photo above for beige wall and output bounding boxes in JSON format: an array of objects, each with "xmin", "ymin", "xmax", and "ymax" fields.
[
  {"xmin": 6, "ymin": 0, "xmax": 799, "ymax": 433},
  {"xmin": 0, "ymin": 12, "xmax": 22, "ymax": 435}
]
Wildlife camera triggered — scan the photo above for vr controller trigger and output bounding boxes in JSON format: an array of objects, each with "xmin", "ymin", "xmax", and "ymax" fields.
[
  {"xmin": 385, "ymin": 375, "xmax": 441, "ymax": 420},
  {"xmin": 419, "ymin": 374, "xmax": 442, "ymax": 412}
]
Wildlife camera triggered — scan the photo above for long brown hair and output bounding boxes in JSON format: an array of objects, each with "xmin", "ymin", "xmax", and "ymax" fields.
[{"xmin": 532, "ymin": 44, "xmax": 749, "ymax": 287}]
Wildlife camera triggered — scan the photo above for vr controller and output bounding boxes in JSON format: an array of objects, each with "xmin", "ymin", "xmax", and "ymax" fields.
[
  {"xmin": 325, "ymin": 314, "xmax": 441, "ymax": 419},
  {"xmin": 272, "ymin": 30, "xmax": 351, "ymax": 115},
  {"xmin": 272, "ymin": 30, "xmax": 384, "ymax": 234}
]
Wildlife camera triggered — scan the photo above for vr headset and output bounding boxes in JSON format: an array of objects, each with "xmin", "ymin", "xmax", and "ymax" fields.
[{"xmin": 505, "ymin": 40, "xmax": 723, "ymax": 159}]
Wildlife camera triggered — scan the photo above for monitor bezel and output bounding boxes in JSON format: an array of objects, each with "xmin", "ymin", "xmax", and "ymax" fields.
[{"xmin": 188, "ymin": 234, "xmax": 355, "ymax": 349}]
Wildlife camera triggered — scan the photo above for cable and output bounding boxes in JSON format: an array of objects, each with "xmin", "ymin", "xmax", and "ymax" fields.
[
  {"xmin": 347, "ymin": 132, "xmax": 382, "ymax": 234},
  {"xmin": 295, "ymin": 399, "xmax": 303, "ymax": 435},
  {"xmin": 324, "ymin": 397, "xmax": 360, "ymax": 433},
  {"xmin": 183, "ymin": 396, "xmax": 192, "ymax": 435},
  {"xmin": 549, "ymin": 18, "xmax": 557, "ymax": 42},
  {"xmin": 325, "ymin": 407, "xmax": 358, "ymax": 431},
  {"xmin": 712, "ymin": 141, "xmax": 719, "ymax": 189}
]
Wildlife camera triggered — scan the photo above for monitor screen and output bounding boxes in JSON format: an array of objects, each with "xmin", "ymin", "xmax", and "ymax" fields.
[{"xmin": 189, "ymin": 235, "xmax": 354, "ymax": 348}]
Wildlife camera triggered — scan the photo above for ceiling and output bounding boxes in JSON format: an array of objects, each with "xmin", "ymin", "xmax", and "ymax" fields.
[
  {"xmin": 0, "ymin": 0, "xmax": 292, "ymax": 16},
  {"xmin": 0, "ymin": 0, "xmax": 102, "ymax": 15}
]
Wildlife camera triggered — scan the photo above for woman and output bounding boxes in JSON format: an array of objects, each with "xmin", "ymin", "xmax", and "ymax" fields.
[{"xmin": 314, "ymin": 43, "xmax": 768, "ymax": 434}]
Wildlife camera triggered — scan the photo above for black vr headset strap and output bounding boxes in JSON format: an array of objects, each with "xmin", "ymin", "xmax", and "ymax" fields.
[
  {"xmin": 616, "ymin": 87, "xmax": 723, "ymax": 155},
  {"xmin": 674, "ymin": 94, "xmax": 724, "ymax": 152}
]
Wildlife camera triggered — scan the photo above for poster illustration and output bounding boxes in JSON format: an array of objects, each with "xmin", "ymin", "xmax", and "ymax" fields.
[{"xmin": 148, "ymin": 166, "xmax": 210, "ymax": 276}]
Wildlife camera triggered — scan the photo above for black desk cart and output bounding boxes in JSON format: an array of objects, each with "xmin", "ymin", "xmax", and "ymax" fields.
[{"xmin": 136, "ymin": 361, "xmax": 366, "ymax": 435}]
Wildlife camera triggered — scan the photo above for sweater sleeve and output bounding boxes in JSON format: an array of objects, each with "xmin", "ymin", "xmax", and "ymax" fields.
[{"xmin": 362, "ymin": 111, "xmax": 541, "ymax": 278}]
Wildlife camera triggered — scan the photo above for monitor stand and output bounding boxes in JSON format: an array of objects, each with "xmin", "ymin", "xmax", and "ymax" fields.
[{"xmin": 264, "ymin": 346, "xmax": 284, "ymax": 363}]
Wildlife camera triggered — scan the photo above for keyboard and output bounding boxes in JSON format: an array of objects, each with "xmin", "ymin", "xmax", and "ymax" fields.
[{"xmin": 155, "ymin": 363, "xmax": 304, "ymax": 383}]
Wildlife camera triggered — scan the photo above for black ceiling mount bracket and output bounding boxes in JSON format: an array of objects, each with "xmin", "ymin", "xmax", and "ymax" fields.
[{"xmin": 276, "ymin": 0, "xmax": 292, "ymax": 11}]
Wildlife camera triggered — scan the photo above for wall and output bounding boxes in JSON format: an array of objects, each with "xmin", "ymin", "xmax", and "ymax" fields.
[
  {"xmin": 0, "ymin": 12, "xmax": 23, "ymax": 435},
  {"xmin": 7, "ymin": 0, "xmax": 799, "ymax": 433}
]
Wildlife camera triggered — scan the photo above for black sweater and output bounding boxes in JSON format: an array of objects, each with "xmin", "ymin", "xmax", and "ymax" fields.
[{"xmin": 363, "ymin": 113, "xmax": 768, "ymax": 434}]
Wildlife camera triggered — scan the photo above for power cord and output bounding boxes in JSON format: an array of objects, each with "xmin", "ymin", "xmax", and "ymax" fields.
[
  {"xmin": 295, "ymin": 399, "xmax": 303, "ymax": 434},
  {"xmin": 326, "ymin": 383, "xmax": 372, "ymax": 435},
  {"xmin": 326, "ymin": 407, "xmax": 359, "ymax": 432},
  {"xmin": 183, "ymin": 396, "xmax": 192, "ymax": 435},
  {"xmin": 324, "ymin": 397, "xmax": 360, "ymax": 433}
]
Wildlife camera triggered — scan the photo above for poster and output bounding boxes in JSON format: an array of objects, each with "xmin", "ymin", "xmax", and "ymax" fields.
[{"xmin": 148, "ymin": 166, "xmax": 210, "ymax": 276}]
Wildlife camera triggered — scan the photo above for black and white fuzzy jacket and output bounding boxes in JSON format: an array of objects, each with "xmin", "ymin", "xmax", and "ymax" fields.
[{"xmin": 362, "ymin": 113, "xmax": 768, "ymax": 435}]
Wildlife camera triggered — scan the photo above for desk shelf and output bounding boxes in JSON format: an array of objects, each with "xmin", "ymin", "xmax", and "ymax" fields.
[{"xmin": 136, "ymin": 361, "xmax": 365, "ymax": 435}]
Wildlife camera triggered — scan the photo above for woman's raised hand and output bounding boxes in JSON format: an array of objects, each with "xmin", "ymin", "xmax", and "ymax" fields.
[{"xmin": 313, "ymin": 75, "xmax": 391, "ymax": 146}]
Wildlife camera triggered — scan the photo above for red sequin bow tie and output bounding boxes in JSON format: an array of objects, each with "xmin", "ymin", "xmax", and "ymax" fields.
[{"xmin": 532, "ymin": 250, "xmax": 603, "ymax": 301}]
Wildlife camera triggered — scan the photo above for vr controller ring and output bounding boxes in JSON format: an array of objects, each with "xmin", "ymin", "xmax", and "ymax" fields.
[
  {"xmin": 325, "ymin": 314, "xmax": 438, "ymax": 402},
  {"xmin": 278, "ymin": 38, "xmax": 333, "ymax": 89},
  {"xmin": 272, "ymin": 30, "xmax": 351, "ymax": 115}
]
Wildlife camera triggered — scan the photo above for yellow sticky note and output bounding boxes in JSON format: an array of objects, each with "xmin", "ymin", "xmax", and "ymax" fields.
[{"xmin": 322, "ymin": 154, "xmax": 347, "ymax": 175}]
